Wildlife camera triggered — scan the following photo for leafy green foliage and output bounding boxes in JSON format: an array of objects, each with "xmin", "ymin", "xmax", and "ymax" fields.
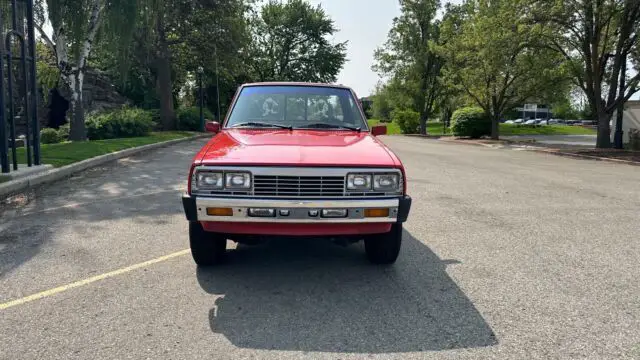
[
  {"xmin": 86, "ymin": 107, "xmax": 156, "ymax": 140},
  {"xmin": 176, "ymin": 106, "xmax": 216, "ymax": 131},
  {"xmin": 533, "ymin": 0, "xmax": 640, "ymax": 148},
  {"xmin": 392, "ymin": 109, "xmax": 420, "ymax": 134},
  {"xmin": 439, "ymin": 0, "xmax": 568, "ymax": 139},
  {"xmin": 40, "ymin": 128, "xmax": 63, "ymax": 144},
  {"xmin": 248, "ymin": 0, "xmax": 347, "ymax": 82},
  {"xmin": 373, "ymin": 0, "xmax": 443, "ymax": 135},
  {"xmin": 35, "ymin": 42, "xmax": 60, "ymax": 103},
  {"xmin": 451, "ymin": 107, "xmax": 491, "ymax": 138},
  {"xmin": 58, "ymin": 123, "xmax": 71, "ymax": 140},
  {"xmin": 551, "ymin": 100, "xmax": 579, "ymax": 120}
]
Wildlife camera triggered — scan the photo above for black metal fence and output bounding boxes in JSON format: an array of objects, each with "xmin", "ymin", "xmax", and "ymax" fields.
[{"xmin": 0, "ymin": 0, "xmax": 40, "ymax": 174}]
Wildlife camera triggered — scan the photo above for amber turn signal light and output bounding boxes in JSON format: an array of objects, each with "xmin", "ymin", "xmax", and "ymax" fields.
[
  {"xmin": 206, "ymin": 207, "xmax": 234, "ymax": 216},
  {"xmin": 364, "ymin": 208, "xmax": 389, "ymax": 218}
]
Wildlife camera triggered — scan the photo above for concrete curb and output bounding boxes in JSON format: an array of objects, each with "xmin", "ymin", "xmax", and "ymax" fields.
[
  {"xmin": 431, "ymin": 136, "xmax": 640, "ymax": 166},
  {"xmin": 527, "ymin": 148, "xmax": 640, "ymax": 166},
  {"xmin": 404, "ymin": 134, "xmax": 453, "ymax": 139},
  {"xmin": 0, "ymin": 134, "xmax": 210, "ymax": 199}
]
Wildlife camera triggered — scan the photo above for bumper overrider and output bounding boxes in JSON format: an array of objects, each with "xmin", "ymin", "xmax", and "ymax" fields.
[{"xmin": 182, "ymin": 194, "xmax": 412, "ymax": 224}]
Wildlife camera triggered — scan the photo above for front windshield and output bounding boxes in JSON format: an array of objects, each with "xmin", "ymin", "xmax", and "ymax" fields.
[{"xmin": 225, "ymin": 85, "xmax": 368, "ymax": 130}]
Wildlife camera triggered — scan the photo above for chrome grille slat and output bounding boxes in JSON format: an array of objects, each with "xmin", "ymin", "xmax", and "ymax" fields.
[{"xmin": 253, "ymin": 175, "xmax": 345, "ymax": 197}]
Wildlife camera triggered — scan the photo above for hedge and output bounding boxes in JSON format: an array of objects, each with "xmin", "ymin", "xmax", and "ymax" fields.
[
  {"xmin": 40, "ymin": 128, "xmax": 62, "ymax": 144},
  {"xmin": 392, "ymin": 109, "xmax": 420, "ymax": 134},
  {"xmin": 451, "ymin": 107, "xmax": 491, "ymax": 138},
  {"xmin": 86, "ymin": 107, "xmax": 155, "ymax": 140},
  {"xmin": 177, "ymin": 106, "xmax": 215, "ymax": 131}
]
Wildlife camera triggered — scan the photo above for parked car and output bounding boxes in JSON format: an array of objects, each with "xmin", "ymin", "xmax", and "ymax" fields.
[
  {"xmin": 514, "ymin": 118, "xmax": 524, "ymax": 124},
  {"xmin": 524, "ymin": 119, "xmax": 538, "ymax": 125},
  {"xmin": 182, "ymin": 82, "xmax": 412, "ymax": 266},
  {"xmin": 505, "ymin": 120, "xmax": 515, "ymax": 124}
]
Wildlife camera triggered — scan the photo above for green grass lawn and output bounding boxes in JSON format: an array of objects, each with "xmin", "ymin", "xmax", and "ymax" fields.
[
  {"xmin": 9, "ymin": 131, "xmax": 196, "ymax": 168},
  {"xmin": 499, "ymin": 124, "xmax": 596, "ymax": 136},
  {"xmin": 368, "ymin": 119, "xmax": 596, "ymax": 136},
  {"xmin": 368, "ymin": 119, "xmax": 451, "ymax": 135}
]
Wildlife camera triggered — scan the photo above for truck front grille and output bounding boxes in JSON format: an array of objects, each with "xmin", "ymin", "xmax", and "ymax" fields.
[{"xmin": 253, "ymin": 175, "xmax": 345, "ymax": 197}]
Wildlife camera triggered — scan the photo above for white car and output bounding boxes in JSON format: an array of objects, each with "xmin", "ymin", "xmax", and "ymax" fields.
[
  {"xmin": 514, "ymin": 118, "xmax": 524, "ymax": 124},
  {"xmin": 524, "ymin": 119, "xmax": 538, "ymax": 125},
  {"xmin": 505, "ymin": 120, "xmax": 515, "ymax": 124}
]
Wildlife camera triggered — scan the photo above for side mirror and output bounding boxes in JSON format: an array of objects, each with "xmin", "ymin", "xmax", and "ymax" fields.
[
  {"xmin": 204, "ymin": 121, "xmax": 220, "ymax": 134},
  {"xmin": 371, "ymin": 124, "xmax": 387, "ymax": 136}
]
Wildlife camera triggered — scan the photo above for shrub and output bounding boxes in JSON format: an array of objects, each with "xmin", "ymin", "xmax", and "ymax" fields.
[
  {"xmin": 176, "ymin": 106, "xmax": 215, "ymax": 131},
  {"xmin": 451, "ymin": 107, "xmax": 491, "ymax": 138},
  {"xmin": 40, "ymin": 128, "xmax": 61, "ymax": 144},
  {"xmin": 86, "ymin": 107, "xmax": 155, "ymax": 140},
  {"xmin": 392, "ymin": 109, "xmax": 420, "ymax": 134},
  {"xmin": 58, "ymin": 123, "xmax": 70, "ymax": 140},
  {"xmin": 629, "ymin": 128, "xmax": 640, "ymax": 150}
]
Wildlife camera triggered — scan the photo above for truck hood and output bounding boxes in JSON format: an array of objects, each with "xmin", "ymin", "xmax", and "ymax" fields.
[{"xmin": 198, "ymin": 129, "xmax": 398, "ymax": 167}]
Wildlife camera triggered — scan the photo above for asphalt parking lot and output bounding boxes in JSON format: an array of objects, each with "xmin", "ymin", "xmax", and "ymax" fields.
[{"xmin": 1, "ymin": 136, "xmax": 639, "ymax": 359}]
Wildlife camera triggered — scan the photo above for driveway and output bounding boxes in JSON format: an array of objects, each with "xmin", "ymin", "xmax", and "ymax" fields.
[{"xmin": 1, "ymin": 136, "xmax": 639, "ymax": 359}]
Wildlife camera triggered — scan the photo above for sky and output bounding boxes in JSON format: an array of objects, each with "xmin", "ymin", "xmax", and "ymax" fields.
[
  {"xmin": 308, "ymin": 0, "xmax": 638, "ymax": 101},
  {"xmin": 307, "ymin": 0, "xmax": 464, "ymax": 98},
  {"xmin": 306, "ymin": 0, "xmax": 401, "ymax": 97}
]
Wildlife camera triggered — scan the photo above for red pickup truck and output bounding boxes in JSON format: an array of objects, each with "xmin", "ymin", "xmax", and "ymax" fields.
[{"xmin": 182, "ymin": 82, "xmax": 411, "ymax": 265}]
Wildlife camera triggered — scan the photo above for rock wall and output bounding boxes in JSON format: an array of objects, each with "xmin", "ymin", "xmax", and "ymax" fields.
[{"xmin": 10, "ymin": 68, "xmax": 130, "ymax": 136}]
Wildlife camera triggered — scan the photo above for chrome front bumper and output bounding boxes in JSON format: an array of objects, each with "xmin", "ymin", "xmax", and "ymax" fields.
[{"xmin": 182, "ymin": 195, "xmax": 412, "ymax": 223}]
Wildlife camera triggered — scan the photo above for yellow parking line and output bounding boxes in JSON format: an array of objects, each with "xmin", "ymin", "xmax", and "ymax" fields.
[{"xmin": 0, "ymin": 249, "xmax": 190, "ymax": 311}]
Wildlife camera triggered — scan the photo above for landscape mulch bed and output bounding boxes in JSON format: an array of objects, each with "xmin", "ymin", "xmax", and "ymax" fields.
[{"xmin": 545, "ymin": 148, "xmax": 640, "ymax": 163}]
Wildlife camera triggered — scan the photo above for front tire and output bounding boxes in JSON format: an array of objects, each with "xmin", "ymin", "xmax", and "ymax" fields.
[
  {"xmin": 364, "ymin": 224, "xmax": 402, "ymax": 265},
  {"xmin": 189, "ymin": 221, "xmax": 227, "ymax": 266}
]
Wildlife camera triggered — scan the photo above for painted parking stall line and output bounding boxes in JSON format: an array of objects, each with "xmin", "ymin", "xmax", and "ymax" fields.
[{"xmin": 0, "ymin": 249, "xmax": 190, "ymax": 311}]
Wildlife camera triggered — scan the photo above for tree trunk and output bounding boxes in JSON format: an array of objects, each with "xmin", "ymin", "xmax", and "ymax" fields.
[
  {"xmin": 52, "ymin": 0, "xmax": 102, "ymax": 141},
  {"xmin": 419, "ymin": 112, "xmax": 428, "ymax": 136},
  {"xmin": 156, "ymin": 15, "xmax": 176, "ymax": 130},
  {"xmin": 491, "ymin": 115, "xmax": 500, "ymax": 140},
  {"xmin": 595, "ymin": 112, "xmax": 612, "ymax": 148},
  {"xmin": 68, "ymin": 71, "xmax": 86, "ymax": 141},
  {"xmin": 156, "ymin": 56, "xmax": 176, "ymax": 130}
]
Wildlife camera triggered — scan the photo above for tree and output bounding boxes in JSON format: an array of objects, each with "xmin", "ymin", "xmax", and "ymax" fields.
[
  {"xmin": 373, "ymin": 0, "xmax": 443, "ymax": 135},
  {"xmin": 534, "ymin": 0, "xmax": 640, "ymax": 148},
  {"xmin": 248, "ymin": 0, "xmax": 347, "ymax": 83},
  {"xmin": 440, "ymin": 0, "xmax": 566, "ymax": 139},
  {"xmin": 371, "ymin": 82, "xmax": 394, "ymax": 121},
  {"xmin": 35, "ymin": 0, "xmax": 143, "ymax": 140},
  {"xmin": 91, "ymin": 0, "xmax": 251, "ymax": 129}
]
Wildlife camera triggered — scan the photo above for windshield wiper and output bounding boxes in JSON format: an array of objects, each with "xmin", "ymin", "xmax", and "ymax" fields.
[
  {"xmin": 297, "ymin": 123, "xmax": 361, "ymax": 132},
  {"xmin": 231, "ymin": 122, "xmax": 293, "ymax": 130}
]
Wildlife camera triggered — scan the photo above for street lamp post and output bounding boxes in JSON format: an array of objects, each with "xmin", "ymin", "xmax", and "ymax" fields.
[{"xmin": 197, "ymin": 66, "xmax": 204, "ymax": 132}]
